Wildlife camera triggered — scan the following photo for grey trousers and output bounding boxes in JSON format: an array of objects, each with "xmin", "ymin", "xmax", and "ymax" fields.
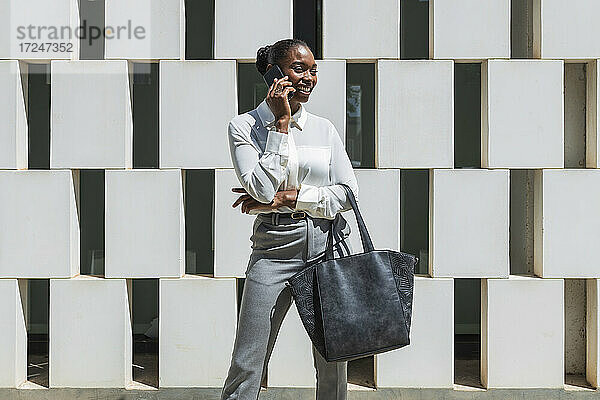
[{"xmin": 220, "ymin": 212, "xmax": 353, "ymax": 400}]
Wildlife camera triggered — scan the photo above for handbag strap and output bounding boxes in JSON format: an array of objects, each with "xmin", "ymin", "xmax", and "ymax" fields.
[{"xmin": 325, "ymin": 183, "xmax": 374, "ymax": 260}]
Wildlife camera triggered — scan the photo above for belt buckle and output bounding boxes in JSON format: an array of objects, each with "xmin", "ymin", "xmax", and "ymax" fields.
[{"xmin": 291, "ymin": 211, "xmax": 306, "ymax": 220}]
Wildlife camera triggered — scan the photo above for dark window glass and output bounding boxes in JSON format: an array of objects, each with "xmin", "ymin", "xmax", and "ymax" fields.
[
  {"xmin": 184, "ymin": 169, "xmax": 214, "ymax": 275},
  {"xmin": 132, "ymin": 279, "xmax": 159, "ymax": 388},
  {"xmin": 455, "ymin": 278, "xmax": 482, "ymax": 388},
  {"xmin": 133, "ymin": 62, "xmax": 159, "ymax": 168},
  {"xmin": 237, "ymin": 278, "xmax": 245, "ymax": 318},
  {"xmin": 28, "ymin": 63, "xmax": 51, "ymax": 169},
  {"xmin": 185, "ymin": 0, "xmax": 215, "ymax": 60},
  {"xmin": 27, "ymin": 279, "xmax": 49, "ymax": 387},
  {"xmin": 454, "ymin": 63, "xmax": 481, "ymax": 168},
  {"xmin": 401, "ymin": 169, "xmax": 429, "ymax": 275},
  {"xmin": 348, "ymin": 356, "xmax": 376, "ymax": 388},
  {"xmin": 80, "ymin": 169, "xmax": 105, "ymax": 276},
  {"xmin": 293, "ymin": 0, "xmax": 322, "ymax": 59},
  {"xmin": 79, "ymin": 0, "xmax": 105, "ymax": 60},
  {"xmin": 238, "ymin": 63, "xmax": 268, "ymax": 115},
  {"xmin": 511, "ymin": 0, "xmax": 534, "ymax": 59},
  {"xmin": 400, "ymin": 0, "xmax": 429, "ymax": 59},
  {"xmin": 346, "ymin": 63, "xmax": 375, "ymax": 168}
]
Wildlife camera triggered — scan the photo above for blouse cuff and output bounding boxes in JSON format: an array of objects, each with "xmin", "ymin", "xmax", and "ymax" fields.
[
  {"xmin": 294, "ymin": 183, "xmax": 320, "ymax": 211},
  {"xmin": 265, "ymin": 129, "xmax": 289, "ymax": 155}
]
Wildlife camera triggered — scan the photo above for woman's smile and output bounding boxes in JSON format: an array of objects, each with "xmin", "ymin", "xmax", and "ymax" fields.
[
  {"xmin": 280, "ymin": 45, "xmax": 318, "ymax": 106},
  {"xmin": 296, "ymin": 83, "xmax": 313, "ymax": 95}
]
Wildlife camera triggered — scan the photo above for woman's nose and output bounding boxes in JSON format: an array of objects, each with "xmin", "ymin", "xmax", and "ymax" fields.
[{"xmin": 299, "ymin": 70, "xmax": 312, "ymax": 79}]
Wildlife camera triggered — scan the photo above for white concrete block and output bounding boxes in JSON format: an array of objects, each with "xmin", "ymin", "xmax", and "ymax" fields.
[
  {"xmin": 159, "ymin": 275, "xmax": 237, "ymax": 387},
  {"xmin": 0, "ymin": 61, "xmax": 27, "ymax": 169},
  {"xmin": 0, "ymin": 280, "xmax": 27, "ymax": 388},
  {"xmin": 214, "ymin": 169, "xmax": 256, "ymax": 278},
  {"xmin": 0, "ymin": 0, "xmax": 78, "ymax": 59},
  {"xmin": 214, "ymin": 0, "xmax": 292, "ymax": 59},
  {"xmin": 323, "ymin": 0, "xmax": 399, "ymax": 59},
  {"xmin": 429, "ymin": 0, "xmax": 510, "ymax": 60},
  {"xmin": 305, "ymin": 60, "xmax": 346, "ymax": 144},
  {"xmin": 159, "ymin": 60, "xmax": 236, "ymax": 168},
  {"xmin": 268, "ymin": 302, "xmax": 315, "ymax": 387},
  {"xmin": 0, "ymin": 170, "xmax": 79, "ymax": 278},
  {"xmin": 377, "ymin": 61, "xmax": 453, "ymax": 168},
  {"xmin": 482, "ymin": 60, "xmax": 564, "ymax": 168},
  {"xmin": 430, "ymin": 169, "xmax": 509, "ymax": 278},
  {"xmin": 534, "ymin": 169, "xmax": 600, "ymax": 278},
  {"xmin": 587, "ymin": 60, "xmax": 600, "ymax": 168},
  {"xmin": 481, "ymin": 276, "xmax": 564, "ymax": 388},
  {"xmin": 105, "ymin": 0, "xmax": 182, "ymax": 59},
  {"xmin": 587, "ymin": 279, "xmax": 600, "ymax": 388},
  {"xmin": 51, "ymin": 61, "xmax": 133, "ymax": 169},
  {"xmin": 105, "ymin": 169, "xmax": 184, "ymax": 278},
  {"xmin": 49, "ymin": 276, "xmax": 132, "ymax": 388},
  {"xmin": 377, "ymin": 277, "xmax": 454, "ymax": 388},
  {"xmin": 346, "ymin": 170, "xmax": 400, "ymax": 254},
  {"xmin": 534, "ymin": 0, "xmax": 600, "ymax": 59}
]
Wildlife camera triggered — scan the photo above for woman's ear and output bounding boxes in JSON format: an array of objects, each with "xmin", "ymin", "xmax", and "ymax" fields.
[{"xmin": 265, "ymin": 63, "xmax": 273, "ymax": 72}]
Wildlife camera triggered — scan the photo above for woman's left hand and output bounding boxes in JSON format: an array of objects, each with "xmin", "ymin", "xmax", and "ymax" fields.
[{"xmin": 232, "ymin": 187, "xmax": 298, "ymax": 214}]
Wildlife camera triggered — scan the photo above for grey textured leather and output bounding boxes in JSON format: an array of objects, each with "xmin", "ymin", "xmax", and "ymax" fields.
[{"xmin": 287, "ymin": 183, "xmax": 418, "ymax": 362}]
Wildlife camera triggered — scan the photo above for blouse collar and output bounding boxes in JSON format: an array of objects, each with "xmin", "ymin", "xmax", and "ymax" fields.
[{"xmin": 256, "ymin": 99, "xmax": 307, "ymax": 131}]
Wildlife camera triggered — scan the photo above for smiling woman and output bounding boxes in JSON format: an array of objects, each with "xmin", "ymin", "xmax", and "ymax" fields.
[
  {"xmin": 257, "ymin": 40, "xmax": 317, "ymax": 108},
  {"xmin": 221, "ymin": 39, "xmax": 359, "ymax": 400}
]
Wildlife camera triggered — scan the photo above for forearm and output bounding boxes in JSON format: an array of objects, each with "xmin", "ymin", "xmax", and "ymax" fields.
[
  {"xmin": 229, "ymin": 122, "xmax": 290, "ymax": 203},
  {"xmin": 294, "ymin": 181, "xmax": 358, "ymax": 219}
]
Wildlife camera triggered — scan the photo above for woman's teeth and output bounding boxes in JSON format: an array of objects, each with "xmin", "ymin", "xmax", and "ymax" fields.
[{"xmin": 297, "ymin": 85, "xmax": 312, "ymax": 93}]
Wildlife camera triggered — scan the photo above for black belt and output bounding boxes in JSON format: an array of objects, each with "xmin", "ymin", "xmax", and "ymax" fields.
[{"xmin": 258, "ymin": 211, "xmax": 308, "ymax": 225}]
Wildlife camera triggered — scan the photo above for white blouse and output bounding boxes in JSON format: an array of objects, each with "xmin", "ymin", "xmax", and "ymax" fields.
[{"xmin": 228, "ymin": 99, "xmax": 359, "ymax": 220}]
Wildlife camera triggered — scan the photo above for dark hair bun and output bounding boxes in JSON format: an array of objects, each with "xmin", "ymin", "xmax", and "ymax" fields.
[
  {"xmin": 255, "ymin": 39, "xmax": 309, "ymax": 76},
  {"xmin": 256, "ymin": 45, "xmax": 272, "ymax": 75}
]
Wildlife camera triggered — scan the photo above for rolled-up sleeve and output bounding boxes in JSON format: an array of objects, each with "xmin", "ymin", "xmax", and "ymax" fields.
[
  {"xmin": 228, "ymin": 120, "xmax": 289, "ymax": 204},
  {"xmin": 293, "ymin": 122, "xmax": 359, "ymax": 219}
]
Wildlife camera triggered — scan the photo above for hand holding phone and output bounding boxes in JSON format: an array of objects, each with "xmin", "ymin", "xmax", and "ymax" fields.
[
  {"xmin": 263, "ymin": 64, "xmax": 294, "ymax": 100},
  {"xmin": 263, "ymin": 65, "xmax": 296, "ymax": 126}
]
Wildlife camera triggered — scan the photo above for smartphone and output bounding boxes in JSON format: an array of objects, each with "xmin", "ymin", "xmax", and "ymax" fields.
[{"xmin": 263, "ymin": 64, "xmax": 294, "ymax": 100}]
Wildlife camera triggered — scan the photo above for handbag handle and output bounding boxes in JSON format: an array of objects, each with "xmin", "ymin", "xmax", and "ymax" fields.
[{"xmin": 325, "ymin": 183, "xmax": 374, "ymax": 260}]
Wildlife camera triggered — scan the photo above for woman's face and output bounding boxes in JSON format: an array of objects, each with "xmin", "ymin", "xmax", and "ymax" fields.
[{"xmin": 275, "ymin": 45, "xmax": 318, "ymax": 104}]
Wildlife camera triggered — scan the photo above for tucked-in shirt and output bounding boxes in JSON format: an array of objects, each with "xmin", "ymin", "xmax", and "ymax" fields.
[{"xmin": 227, "ymin": 99, "xmax": 359, "ymax": 220}]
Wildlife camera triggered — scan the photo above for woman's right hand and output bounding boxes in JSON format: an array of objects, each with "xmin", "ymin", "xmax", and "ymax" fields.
[
  {"xmin": 265, "ymin": 76, "xmax": 295, "ymax": 131},
  {"xmin": 231, "ymin": 187, "xmax": 297, "ymax": 213}
]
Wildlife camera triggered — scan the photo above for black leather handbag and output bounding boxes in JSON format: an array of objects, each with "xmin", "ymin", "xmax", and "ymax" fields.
[{"xmin": 286, "ymin": 183, "xmax": 418, "ymax": 362}]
